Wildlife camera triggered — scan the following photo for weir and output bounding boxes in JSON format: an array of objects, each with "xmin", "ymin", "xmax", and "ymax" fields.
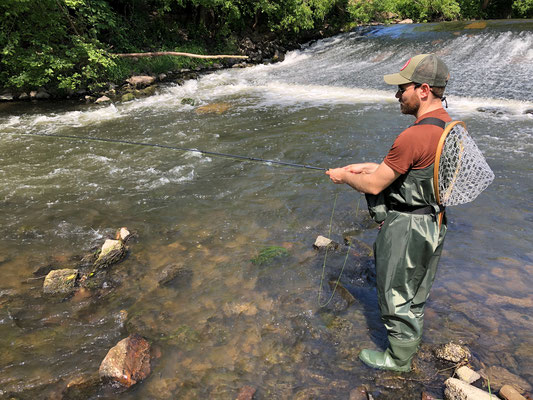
[{"xmin": 0, "ymin": 21, "xmax": 532, "ymax": 397}]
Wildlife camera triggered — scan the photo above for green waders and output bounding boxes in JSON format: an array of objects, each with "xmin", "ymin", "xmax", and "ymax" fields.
[{"xmin": 360, "ymin": 165, "xmax": 447, "ymax": 372}]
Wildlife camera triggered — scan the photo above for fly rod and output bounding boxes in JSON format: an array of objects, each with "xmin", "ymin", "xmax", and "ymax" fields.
[{"xmin": 13, "ymin": 131, "xmax": 328, "ymax": 171}]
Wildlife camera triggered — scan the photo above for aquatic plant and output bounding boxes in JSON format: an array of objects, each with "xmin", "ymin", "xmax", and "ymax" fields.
[{"xmin": 250, "ymin": 246, "xmax": 289, "ymax": 266}]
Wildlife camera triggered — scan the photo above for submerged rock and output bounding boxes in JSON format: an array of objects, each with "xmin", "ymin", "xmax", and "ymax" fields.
[
  {"xmin": 62, "ymin": 374, "xmax": 101, "ymax": 399},
  {"xmin": 329, "ymin": 280, "xmax": 355, "ymax": 305},
  {"xmin": 99, "ymin": 334, "xmax": 151, "ymax": 388},
  {"xmin": 43, "ymin": 269, "xmax": 79, "ymax": 294},
  {"xmin": 195, "ymin": 102, "xmax": 232, "ymax": 114},
  {"xmin": 94, "ymin": 239, "xmax": 126, "ymax": 269},
  {"xmin": 237, "ymin": 385, "xmax": 256, "ymax": 400},
  {"xmin": 486, "ymin": 294, "xmax": 533, "ymax": 308},
  {"xmin": 479, "ymin": 366, "xmax": 532, "ymax": 392},
  {"xmin": 434, "ymin": 342, "xmax": 471, "ymax": 363},
  {"xmin": 444, "ymin": 378, "xmax": 493, "ymax": 400},
  {"xmin": 349, "ymin": 385, "xmax": 369, "ymax": 400},
  {"xmin": 157, "ymin": 263, "xmax": 192, "ymax": 287}
]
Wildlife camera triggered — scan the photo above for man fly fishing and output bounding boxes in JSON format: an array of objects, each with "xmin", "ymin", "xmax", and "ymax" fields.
[{"xmin": 326, "ymin": 54, "xmax": 450, "ymax": 372}]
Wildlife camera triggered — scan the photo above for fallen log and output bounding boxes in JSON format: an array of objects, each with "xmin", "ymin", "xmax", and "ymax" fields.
[{"xmin": 112, "ymin": 51, "xmax": 248, "ymax": 59}]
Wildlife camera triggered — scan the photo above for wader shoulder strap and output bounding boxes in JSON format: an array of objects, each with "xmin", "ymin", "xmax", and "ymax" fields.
[{"xmin": 412, "ymin": 117, "xmax": 446, "ymax": 129}]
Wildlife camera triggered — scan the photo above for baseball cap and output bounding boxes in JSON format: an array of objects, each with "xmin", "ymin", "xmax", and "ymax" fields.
[{"xmin": 383, "ymin": 54, "xmax": 449, "ymax": 87}]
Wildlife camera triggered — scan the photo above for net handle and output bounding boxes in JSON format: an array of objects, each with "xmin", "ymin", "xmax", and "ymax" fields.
[
  {"xmin": 433, "ymin": 120, "xmax": 466, "ymax": 204},
  {"xmin": 433, "ymin": 120, "xmax": 466, "ymax": 227}
]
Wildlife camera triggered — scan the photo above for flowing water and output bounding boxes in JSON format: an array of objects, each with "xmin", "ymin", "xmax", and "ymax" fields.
[{"xmin": 1, "ymin": 20, "xmax": 532, "ymax": 398}]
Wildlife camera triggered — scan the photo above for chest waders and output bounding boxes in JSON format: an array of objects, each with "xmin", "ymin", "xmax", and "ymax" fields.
[{"xmin": 359, "ymin": 118, "xmax": 448, "ymax": 372}]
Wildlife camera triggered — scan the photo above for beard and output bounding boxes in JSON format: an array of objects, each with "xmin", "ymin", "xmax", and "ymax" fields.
[{"xmin": 400, "ymin": 97, "xmax": 420, "ymax": 115}]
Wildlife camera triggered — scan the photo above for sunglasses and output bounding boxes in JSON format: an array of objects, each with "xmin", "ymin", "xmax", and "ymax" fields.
[{"xmin": 397, "ymin": 83, "xmax": 422, "ymax": 95}]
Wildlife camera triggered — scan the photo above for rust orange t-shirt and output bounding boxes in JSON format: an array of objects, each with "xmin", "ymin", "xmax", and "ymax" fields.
[{"xmin": 384, "ymin": 108, "xmax": 452, "ymax": 174}]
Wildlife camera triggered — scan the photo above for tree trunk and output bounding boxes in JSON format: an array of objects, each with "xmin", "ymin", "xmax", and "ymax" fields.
[{"xmin": 112, "ymin": 51, "xmax": 247, "ymax": 59}]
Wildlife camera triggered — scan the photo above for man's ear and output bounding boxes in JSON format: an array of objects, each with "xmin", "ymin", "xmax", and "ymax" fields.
[{"xmin": 418, "ymin": 83, "xmax": 432, "ymax": 99}]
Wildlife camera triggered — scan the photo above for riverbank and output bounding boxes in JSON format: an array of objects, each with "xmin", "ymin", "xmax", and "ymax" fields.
[{"xmin": 0, "ymin": 26, "xmax": 344, "ymax": 104}]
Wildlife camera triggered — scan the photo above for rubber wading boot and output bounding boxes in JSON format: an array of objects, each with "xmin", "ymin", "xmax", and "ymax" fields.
[{"xmin": 359, "ymin": 337, "xmax": 420, "ymax": 372}]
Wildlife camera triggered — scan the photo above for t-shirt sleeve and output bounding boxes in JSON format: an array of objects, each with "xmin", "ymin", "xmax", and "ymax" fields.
[{"xmin": 383, "ymin": 129, "xmax": 417, "ymax": 174}]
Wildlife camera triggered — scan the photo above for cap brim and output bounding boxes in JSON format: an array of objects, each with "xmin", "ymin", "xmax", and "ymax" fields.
[{"xmin": 383, "ymin": 72, "xmax": 412, "ymax": 85}]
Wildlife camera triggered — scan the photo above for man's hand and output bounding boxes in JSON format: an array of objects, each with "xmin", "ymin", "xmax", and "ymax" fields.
[
  {"xmin": 342, "ymin": 163, "xmax": 380, "ymax": 174},
  {"xmin": 326, "ymin": 168, "xmax": 347, "ymax": 184}
]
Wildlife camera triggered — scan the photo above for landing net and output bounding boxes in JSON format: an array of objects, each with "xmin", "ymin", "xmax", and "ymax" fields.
[{"xmin": 434, "ymin": 121, "xmax": 494, "ymax": 206}]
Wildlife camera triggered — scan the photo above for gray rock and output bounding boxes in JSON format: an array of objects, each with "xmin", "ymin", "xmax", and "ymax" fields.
[
  {"xmin": 35, "ymin": 89, "xmax": 50, "ymax": 99},
  {"xmin": 434, "ymin": 342, "xmax": 471, "ymax": 363},
  {"xmin": 99, "ymin": 334, "xmax": 151, "ymax": 388},
  {"xmin": 476, "ymin": 107, "xmax": 507, "ymax": 115},
  {"xmin": 126, "ymin": 75, "xmax": 156, "ymax": 88},
  {"xmin": 18, "ymin": 92, "xmax": 29, "ymax": 100},
  {"xmin": 444, "ymin": 378, "xmax": 493, "ymax": 400},
  {"xmin": 95, "ymin": 95, "xmax": 111, "ymax": 103},
  {"xmin": 93, "ymin": 239, "xmax": 126, "ymax": 269},
  {"xmin": 499, "ymin": 385, "xmax": 527, "ymax": 400},
  {"xmin": 0, "ymin": 92, "xmax": 13, "ymax": 101},
  {"xmin": 313, "ymin": 235, "xmax": 339, "ymax": 250},
  {"xmin": 43, "ymin": 269, "xmax": 79, "ymax": 294},
  {"xmin": 456, "ymin": 366, "xmax": 481, "ymax": 384}
]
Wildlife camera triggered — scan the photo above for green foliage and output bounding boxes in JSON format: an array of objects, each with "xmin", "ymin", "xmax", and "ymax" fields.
[
  {"xmin": 347, "ymin": 0, "xmax": 460, "ymax": 22},
  {"xmin": 513, "ymin": 0, "xmax": 533, "ymax": 17},
  {"xmin": 394, "ymin": 0, "xmax": 461, "ymax": 21},
  {"xmin": 0, "ymin": 0, "xmax": 121, "ymax": 92},
  {"xmin": 251, "ymin": 246, "xmax": 290, "ymax": 266},
  {"xmin": 0, "ymin": 0, "xmax": 530, "ymax": 94}
]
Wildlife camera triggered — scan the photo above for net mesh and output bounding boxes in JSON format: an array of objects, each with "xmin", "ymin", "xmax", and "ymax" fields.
[{"xmin": 438, "ymin": 123, "xmax": 494, "ymax": 206}]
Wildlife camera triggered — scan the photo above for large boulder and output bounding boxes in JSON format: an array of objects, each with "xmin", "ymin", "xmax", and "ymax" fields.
[
  {"xmin": 43, "ymin": 269, "xmax": 79, "ymax": 294},
  {"xmin": 99, "ymin": 334, "xmax": 151, "ymax": 388}
]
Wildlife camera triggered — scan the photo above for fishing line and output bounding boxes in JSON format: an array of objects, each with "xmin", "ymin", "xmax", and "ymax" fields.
[
  {"xmin": 12, "ymin": 131, "xmax": 328, "ymax": 171},
  {"xmin": 318, "ymin": 192, "xmax": 349, "ymax": 308},
  {"xmin": 317, "ymin": 194, "xmax": 363, "ymax": 308}
]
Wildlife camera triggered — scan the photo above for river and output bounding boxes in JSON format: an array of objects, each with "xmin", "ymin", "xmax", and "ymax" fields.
[{"xmin": 0, "ymin": 20, "xmax": 532, "ymax": 398}]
